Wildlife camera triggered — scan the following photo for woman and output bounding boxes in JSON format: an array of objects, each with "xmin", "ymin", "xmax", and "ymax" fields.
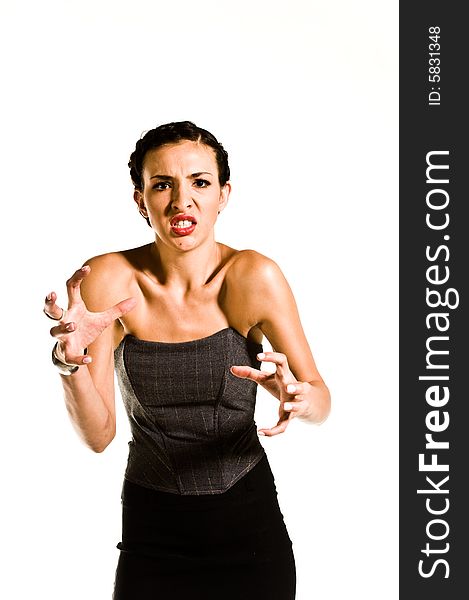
[{"xmin": 44, "ymin": 121, "xmax": 330, "ymax": 599}]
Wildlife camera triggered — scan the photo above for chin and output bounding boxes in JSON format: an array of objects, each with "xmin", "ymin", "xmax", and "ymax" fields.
[{"xmin": 174, "ymin": 236, "xmax": 198, "ymax": 250}]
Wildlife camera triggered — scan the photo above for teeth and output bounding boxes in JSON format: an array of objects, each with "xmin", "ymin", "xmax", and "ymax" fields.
[{"xmin": 173, "ymin": 220, "xmax": 194, "ymax": 228}]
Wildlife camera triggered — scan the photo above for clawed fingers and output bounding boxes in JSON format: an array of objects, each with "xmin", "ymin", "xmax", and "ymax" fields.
[
  {"xmin": 77, "ymin": 350, "xmax": 92, "ymax": 365},
  {"xmin": 257, "ymin": 351, "xmax": 295, "ymax": 382},
  {"xmin": 53, "ymin": 342, "xmax": 92, "ymax": 366},
  {"xmin": 230, "ymin": 365, "xmax": 273, "ymax": 384},
  {"xmin": 258, "ymin": 418, "xmax": 290, "ymax": 437},
  {"xmin": 63, "ymin": 350, "xmax": 92, "ymax": 366},
  {"xmin": 283, "ymin": 382, "xmax": 307, "ymax": 409},
  {"xmin": 44, "ymin": 291, "xmax": 66, "ymax": 321},
  {"xmin": 258, "ymin": 380, "xmax": 312, "ymax": 435},
  {"xmin": 283, "ymin": 381, "xmax": 310, "ymax": 415},
  {"xmin": 283, "ymin": 398, "xmax": 307, "ymax": 413},
  {"xmin": 45, "ymin": 265, "xmax": 90, "ymax": 319},
  {"xmin": 94, "ymin": 297, "xmax": 137, "ymax": 331},
  {"xmin": 257, "ymin": 351, "xmax": 289, "ymax": 367},
  {"xmin": 104, "ymin": 297, "xmax": 137, "ymax": 323},
  {"xmin": 285, "ymin": 381, "xmax": 308, "ymax": 395},
  {"xmin": 66, "ymin": 265, "xmax": 91, "ymax": 307},
  {"xmin": 49, "ymin": 321, "xmax": 77, "ymax": 338}
]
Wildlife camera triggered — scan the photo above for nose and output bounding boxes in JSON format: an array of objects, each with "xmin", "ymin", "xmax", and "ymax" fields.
[{"xmin": 171, "ymin": 183, "xmax": 193, "ymax": 211}]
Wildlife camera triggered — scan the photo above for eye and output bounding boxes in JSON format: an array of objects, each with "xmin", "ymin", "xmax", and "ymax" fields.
[
  {"xmin": 152, "ymin": 181, "xmax": 171, "ymax": 191},
  {"xmin": 193, "ymin": 179, "xmax": 210, "ymax": 188}
]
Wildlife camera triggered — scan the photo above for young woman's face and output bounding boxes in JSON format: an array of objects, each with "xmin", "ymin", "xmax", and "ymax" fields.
[{"xmin": 136, "ymin": 141, "xmax": 230, "ymax": 251}]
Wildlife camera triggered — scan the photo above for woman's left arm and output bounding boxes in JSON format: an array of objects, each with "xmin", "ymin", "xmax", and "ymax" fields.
[{"xmin": 230, "ymin": 253, "xmax": 331, "ymax": 436}]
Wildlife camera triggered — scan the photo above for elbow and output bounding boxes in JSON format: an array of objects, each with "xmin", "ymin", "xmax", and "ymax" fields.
[
  {"xmin": 306, "ymin": 382, "xmax": 331, "ymax": 425},
  {"xmin": 88, "ymin": 434, "xmax": 114, "ymax": 453},
  {"xmin": 90, "ymin": 442, "xmax": 108, "ymax": 453},
  {"xmin": 318, "ymin": 386, "xmax": 331, "ymax": 424},
  {"xmin": 87, "ymin": 421, "xmax": 116, "ymax": 453},
  {"xmin": 316, "ymin": 402, "xmax": 331, "ymax": 425}
]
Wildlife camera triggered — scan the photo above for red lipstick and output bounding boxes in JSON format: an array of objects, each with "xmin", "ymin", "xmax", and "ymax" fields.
[{"xmin": 170, "ymin": 214, "xmax": 197, "ymax": 236}]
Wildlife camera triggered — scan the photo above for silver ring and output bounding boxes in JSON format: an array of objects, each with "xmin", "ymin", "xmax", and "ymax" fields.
[{"xmin": 44, "ymin": 307, "xmax": 66, "ymax": 321}]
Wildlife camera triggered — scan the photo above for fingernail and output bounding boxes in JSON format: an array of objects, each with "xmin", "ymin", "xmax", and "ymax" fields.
[
  {"xmin": 284, "ymin": 402, "xmax": 293, "ymax": 411},
  {"xmin": 66, "ymin": 323, "xmax": 74, "ymax": 331},
  {"xmin": 258, "ymin": 431, "xmax": 266, "ymax": 436},
  {"xmin": 287, "ymin": 384, "xmax": 296, "ymax": 394},
  {"xmin": 83, "ymin": 356, "xmax": 92, "ymax": 364},
  {"xmin": 257, "ymin": 353, "xmax": 265, "ymax": 360},
  {"xmin": 46, "ymin": 293, "xmax": 52, "ymax": 301},
  {"xmin": 81, "ymin": 266, "xmax": 89, "ymax": 271}
]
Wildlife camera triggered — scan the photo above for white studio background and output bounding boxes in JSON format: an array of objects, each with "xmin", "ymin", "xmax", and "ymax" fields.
[{"xmin": 0, "ymin": 2, "xmax": 398, "ymax": 599}]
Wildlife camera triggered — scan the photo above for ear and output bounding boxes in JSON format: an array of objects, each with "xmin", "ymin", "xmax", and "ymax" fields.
[
  {"xmin": 133, "ymin": 190, "xmax": 148, "ymax": 217},
  {"xmin": 218, "ymin": 181, "xmax": 231, "ymax": 214}
]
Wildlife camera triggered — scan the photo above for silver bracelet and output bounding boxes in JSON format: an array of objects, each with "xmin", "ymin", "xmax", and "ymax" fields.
[{"xmin": 51, "ymin": 342, "xmax": 87, "ymax": 376}]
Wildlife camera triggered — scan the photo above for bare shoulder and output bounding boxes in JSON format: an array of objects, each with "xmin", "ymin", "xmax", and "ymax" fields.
[
  {"xmin": 226, "ymin": 248, "xmax": 282, "ymax": 280},
  {"xmin": 80, "ymin": 245, "xmax": 147, "ymax": 311},
  {"xmin": 225, "ymin": 248, "xmax": 288, "ymax": 294},
  {"xmin": 222, "ymin": 248, "xmax": 294, "ymax": 339},
  {"xmin": 223, "ymin": 247, "xmax": 323, "ymax": 384}
]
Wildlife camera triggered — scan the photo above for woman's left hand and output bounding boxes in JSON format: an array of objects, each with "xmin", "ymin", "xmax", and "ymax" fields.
[{"xmin": 230, "ymin": 351, "xmax": 320, "ymax": 437}]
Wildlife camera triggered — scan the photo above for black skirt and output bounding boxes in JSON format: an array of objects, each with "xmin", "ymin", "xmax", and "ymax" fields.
[{"xmin": 113, "ymin": 455, "xmax": 296, "ymax": 599}]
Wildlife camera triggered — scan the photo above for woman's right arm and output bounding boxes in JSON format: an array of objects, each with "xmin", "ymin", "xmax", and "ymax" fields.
[{"xmin": 45, "ymin": 261, "xmax": 136, "ymax": 452}]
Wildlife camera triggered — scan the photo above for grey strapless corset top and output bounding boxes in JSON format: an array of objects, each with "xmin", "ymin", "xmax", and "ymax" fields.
[{"xmin": 114, "ymin": 327, "xmax": 266, "ymax": 495}]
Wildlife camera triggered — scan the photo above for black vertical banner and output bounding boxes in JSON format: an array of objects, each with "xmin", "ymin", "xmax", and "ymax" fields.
[{"xmin": 400, "ymin": 3, "xmax": 467, "ymax": 597}]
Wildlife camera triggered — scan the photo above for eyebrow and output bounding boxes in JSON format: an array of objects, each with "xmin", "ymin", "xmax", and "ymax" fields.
[{"xmin": 150, "ymin": 171, "xmax": 213, "ymax": 180}]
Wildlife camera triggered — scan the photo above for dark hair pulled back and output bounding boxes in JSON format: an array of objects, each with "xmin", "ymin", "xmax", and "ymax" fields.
[{"xmin": 128, "ymin": 121, "xmax": 230, "ymax": 192}]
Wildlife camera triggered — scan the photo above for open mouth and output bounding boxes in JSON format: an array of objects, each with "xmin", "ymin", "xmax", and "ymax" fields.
[{"xmin": 170, "ymin": 214, "xmax": 197, "ymax": 236}]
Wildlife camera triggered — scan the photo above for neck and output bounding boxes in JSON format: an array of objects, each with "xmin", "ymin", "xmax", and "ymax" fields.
[{"xmin": 150, "ymin": 236, "xmax": 221, "ymax": 290}]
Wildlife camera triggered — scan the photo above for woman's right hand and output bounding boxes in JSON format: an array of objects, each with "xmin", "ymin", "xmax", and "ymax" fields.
[{"xmin": 44, "ymin": 265, "xmax": 137, "ymax": 366}]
